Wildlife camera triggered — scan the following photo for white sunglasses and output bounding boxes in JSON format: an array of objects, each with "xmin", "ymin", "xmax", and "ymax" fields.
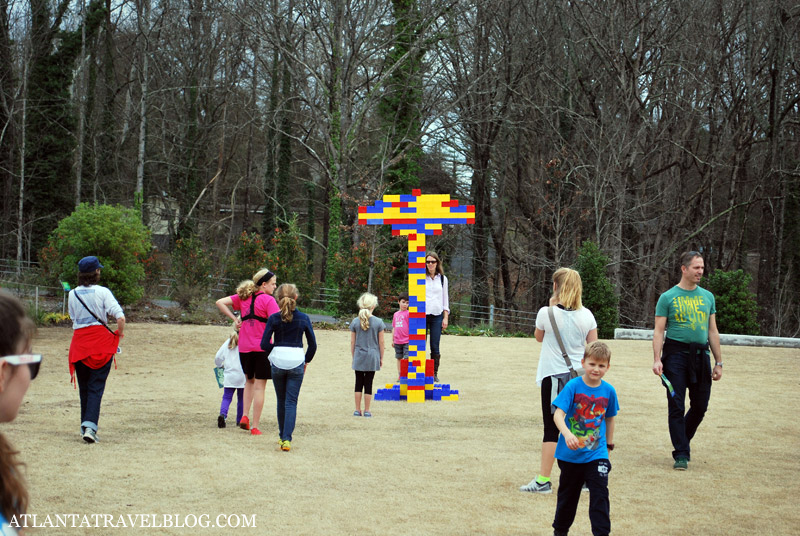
[{"xmin": 1, "ymin": 354, "xmax": 42, "ymax": 380}]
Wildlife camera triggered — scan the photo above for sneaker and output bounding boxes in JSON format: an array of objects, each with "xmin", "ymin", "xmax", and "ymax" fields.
[
  {"xmin": 250, "ymin": 427, "xmax": 262, "ymax": 436},
  {"xmin": 434, "ymin": 374, "xmax": 439, "ymax": 383},
  {"xmin": 217, "ymin": 415, "xmax": 226, "ymax": 429},
  {"xmin": 673, "ymin": 457, "xmax": 689, "ymax": 470},
  {"xmin": 82, "ymin": 428, "xmax": 98, "ymax": 444},
  {"xmin": 582, "ymin": 483, "xmax": 589, "ymax": 492},
  {"xmin": 239, "ymin": 416, "xmax": 250, "ymax": 430},
  {"xmin": 353, "ymin": 410, "xmax": 362, "ymax": 417},
  {"xmin": 520, "ymin": 478, "xmax": 552, "ymax": 494},
  {"xmin": 363, "ymin": 411, "xmax": 372, "ymax": 417},
  {"xmin": 281, "ymin": 440, "xmax": 291, "ymax": 452}
]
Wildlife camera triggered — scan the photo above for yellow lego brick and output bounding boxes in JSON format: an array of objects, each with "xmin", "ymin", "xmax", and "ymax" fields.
[
  {"xmin": 385, "ymin": 383, "xmax": 394, "ymax": 389},
  {"xmin": 382, "ymin": 195, "xmax": 401, "ymax": 202},
  {"xmin": 407, "ymin": 372, "xmax": 416, "ymax": 379},
  {"xmin": 425, "ymin": 384, "xmax": 434, "ymax": 391},
  {"xmin": 407, "ymin": 390, "xmax": 425, "ymax": 403},
  {"xmin": 400, "ymin": 384, "xmax": 407, "ymax": 396}
]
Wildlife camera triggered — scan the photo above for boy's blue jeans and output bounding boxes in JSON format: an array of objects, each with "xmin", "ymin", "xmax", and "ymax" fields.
[
  {"xmin": 662, "ymin": 350, "xmax": 711, "ymax": 460},
  {"xmin": 553, "ymin": 458, "xmax": 612, "ymax": 536},
  {"xmin": 271, "ymin": 363, "xmax": 305, "ymax": 442}
]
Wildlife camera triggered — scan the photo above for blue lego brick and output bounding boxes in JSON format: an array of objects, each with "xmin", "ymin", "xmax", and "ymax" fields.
[
  {"xmin": 418, "ymin": 218, "xmax": 470, "ymax": 224},
  {"xmin": 425, "ymin": 390, "xmax": 433, "ymax": 400},
  {"xmin": 409, "ymin": 267, "xmax": 426, "ymax": 274},
  {"xmin": 433, "ymin": 389, "xmax": 442, "ymax": 401},
  {"xmin": 407, "ymin": 377, "xmax": 425, "ymax": 387},
  {"xmin": 400, "ymin": 207, "xmax": 417, "ymax": 213},
  {"xmin": 399, "ymin": 194, "xmax": 418, "ymax": 202}
]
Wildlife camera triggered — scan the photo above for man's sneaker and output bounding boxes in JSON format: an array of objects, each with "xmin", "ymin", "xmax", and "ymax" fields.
[
  {"xmin": 520, "ymin": 478, "xmax": 552, "ymax": 494},
  {"xmin": 673, "ymin": 457, "xmax": 689, "ymax": 470},
  {"xmin": 239, "ymin": 416, "xmax": 250, "ymax": 430},
  {"xmin": 82, "ymin": 428, "xmax": 98, "ymax": 444},
  {"xmin": 250, "ymin": 427, "xmax": 262, "ymax": 436},
  {"xmin": 281, "ymin": 440, "xmax": 291, "ymax": 452},
  {"xmin": 434, "ymin": 374, "xmax": 440, "ymax": 383},
  {"xmin": 582, "ymin": 483, "xmax": 589, "ymax": 492},
  {"xmin": 218, "ymin": 415, "xmax": 226, "ymax": 429}
]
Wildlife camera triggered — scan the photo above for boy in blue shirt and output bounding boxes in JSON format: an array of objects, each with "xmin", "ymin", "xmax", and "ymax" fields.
[{"xmin": 552, "ymin": 341, "xmax": 619, "ymax": 536}]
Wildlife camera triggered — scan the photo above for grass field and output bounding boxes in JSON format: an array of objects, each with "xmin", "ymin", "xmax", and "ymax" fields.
[{"xmin": 6, "ymin": 323, "xmax": 799, "ymax": 535}]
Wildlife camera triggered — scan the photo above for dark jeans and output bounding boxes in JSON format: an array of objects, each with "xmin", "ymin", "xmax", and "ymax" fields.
[
  {"xmin": 74, "ymin": 358, "xmax": 113, "ymax": 432},
  {"xmin": 553, "ymin": 459, "xmax": 612, "ymax": 536},
  {"xmin": 426, "ymin": 313, "xmax": 443, "ymax": 355},
  {"xmin": 662, "ymin": 351, "xmax": 712, "ymax": 460},
  {"xmin": 271, "ymin": 363, "xmax": 305, "ymax": 442}
]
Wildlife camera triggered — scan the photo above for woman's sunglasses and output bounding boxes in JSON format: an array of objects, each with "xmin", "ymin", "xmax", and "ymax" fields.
[{"xmin": 2, "ymin": 354, "xmax": 42, "ymax": 380}]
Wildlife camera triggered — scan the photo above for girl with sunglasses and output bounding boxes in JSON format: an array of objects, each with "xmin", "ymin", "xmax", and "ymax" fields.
[{"xmin": 0, "ymin": 291, "xmax": 38, "ymax": 532}]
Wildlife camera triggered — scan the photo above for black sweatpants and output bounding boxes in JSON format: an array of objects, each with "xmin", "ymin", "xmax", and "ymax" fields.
[{"xmin": 552, "ymin": 458, "xmax": 612, "ymax": 536}]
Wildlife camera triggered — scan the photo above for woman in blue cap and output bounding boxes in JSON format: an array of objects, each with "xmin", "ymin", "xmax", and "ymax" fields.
[{"xmin": 68, "ymin": 256, "xmax": 125, "ymax": 443}]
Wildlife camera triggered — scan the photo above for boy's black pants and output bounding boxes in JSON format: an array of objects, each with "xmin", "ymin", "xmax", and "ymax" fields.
[{"xmin": 552, "ymin": 458, "xmax": 611, "ymax": 536}]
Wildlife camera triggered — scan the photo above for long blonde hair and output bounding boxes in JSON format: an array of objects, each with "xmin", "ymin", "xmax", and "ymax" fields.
[
  {"xmin": 552, "ymin": 267, "xmax": 583, "ymax": 310},
  {"xmin": 236, "ymin": 268, "xmax": 274, "ymax": 300},
  {"xmin": 276, "ymin": 284, "xmax": 298, "ymax": 323},
  {"xmin": 357, "ymin": 293, "xmax": 378, "ymax": 331}
]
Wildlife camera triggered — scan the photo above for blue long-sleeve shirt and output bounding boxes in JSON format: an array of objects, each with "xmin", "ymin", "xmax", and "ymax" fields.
[{"xmin": 260, "ymin": 309, "xmax": 317, "ymax": 363}]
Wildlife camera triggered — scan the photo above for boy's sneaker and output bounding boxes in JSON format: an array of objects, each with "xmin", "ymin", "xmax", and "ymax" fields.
[
  {"xmin": 363, "ymin": 412, "xmax": 372, "ymax": 417},
  {"xmin": 82, "ymin": 429, "xmax": 98, "ymax": 444},
  {"xmin": 520, "ymin": 478, "xmax": 552, "ymax": 494},
  {"xmin": 239, "ymin": 416, "xmax": 250, "ymax": 430},
  {"xmin": 281, "ymin": 440, "xmax": 291, "ymax": 452},
  {"xmin": 673, "ymin": 457, "xmax": 689, "ymax": 470},
  {"xmin": 218, "ymin": 415, "xmax": 226, "ymax": 429},
  {"xmin": 353, "ymin": 410, "xmax": 362, "ymax": 417}
]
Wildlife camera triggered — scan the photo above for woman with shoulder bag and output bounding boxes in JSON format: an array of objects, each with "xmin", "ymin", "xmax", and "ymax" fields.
[{"xmin": 520, "ymin": 267, "xmax": 597, "ymax": 494}]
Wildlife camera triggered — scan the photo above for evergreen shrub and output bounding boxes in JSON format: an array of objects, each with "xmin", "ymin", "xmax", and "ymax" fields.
[
  {"xmin": 701, "ymin": 269, "xmax": 759, "ymax": 335},
  {"xmin": 575, "ymin": 240, "xmax": 619, "ymax": 339}
]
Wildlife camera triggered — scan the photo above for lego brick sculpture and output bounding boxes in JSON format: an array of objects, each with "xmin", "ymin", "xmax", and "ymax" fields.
[{"xmin": 359, "ymin": 190, "xmax": 474, "ymax": 402}]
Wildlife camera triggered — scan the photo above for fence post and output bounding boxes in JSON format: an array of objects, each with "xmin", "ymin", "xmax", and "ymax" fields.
[
  {"xmin": 489, "ymin": 304, "xmax": 494, "ymax": 328},
  {"xmin": 35, "ymin": 286, "xmax": 39, "ymax": 317}
]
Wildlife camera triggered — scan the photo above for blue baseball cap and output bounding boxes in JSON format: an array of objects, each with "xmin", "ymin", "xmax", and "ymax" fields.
[{"xmin": 78, "ymin": 256, "xmax": 104, "ymax": 273}]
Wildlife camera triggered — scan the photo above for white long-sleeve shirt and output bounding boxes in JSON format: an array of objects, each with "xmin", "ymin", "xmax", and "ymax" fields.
[
  {"xmin": 425, "ymin": 274, "xmax": 449, "ymax": 316},
  {"xmin": 68, "ymin": 285, "xmax": 124, "ymax": 330}
]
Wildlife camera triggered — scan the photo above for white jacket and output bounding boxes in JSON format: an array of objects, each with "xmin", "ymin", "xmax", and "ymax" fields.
[{"xmin": 214, "ymin": 338, "xmax": 246, "ymax": 388}]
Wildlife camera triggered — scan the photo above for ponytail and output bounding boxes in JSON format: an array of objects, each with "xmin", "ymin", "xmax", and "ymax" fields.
[
  {"xmin": 228, "ymin": 331, "xmax": 239, "ymax": 349},
  {"xmin": 552, "ymin": 267, "xmax": 583, "ymax": 310},
  {"xmin": 235, "ymin": 280, "xmax": 257, "ymax": 300},
  {"xmin": 275, "ymin": 284, "xmax": 298, "ymax": 323},
  {"xmin": 356, "ymin": 293, "xmax": 378, "ymax": 331}
]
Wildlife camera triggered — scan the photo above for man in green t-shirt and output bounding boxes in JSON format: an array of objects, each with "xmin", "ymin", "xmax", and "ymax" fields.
[{"xmin": 652, "ymin": 251, "xmax": 723, "ymax": 471}]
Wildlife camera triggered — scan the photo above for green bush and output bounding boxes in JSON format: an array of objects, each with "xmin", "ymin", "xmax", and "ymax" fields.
[
  {"xmin": 575, "ymin": 240, "xmax": 619, "ymax": 339},
  {"xmin": 169, "ymin": 236, "xmax": 216, "ymax": 307},
  {"xmin": 335, "ymin": 241, "xmax": 399, "ymax": 319},
  {"xmin": 39, "ymin": 203, "xmax": 152, "ymax": 304},
  {"xmin": 226, "ymin": 231, "xmax": 270, "ymax": 292},
  {"xmin": 701, "ymin": 269, "xmax": 759, "ymax": 335},
  {"xmin": 265, "ymin": 216, "xmax": 316, "ymax": 305}
]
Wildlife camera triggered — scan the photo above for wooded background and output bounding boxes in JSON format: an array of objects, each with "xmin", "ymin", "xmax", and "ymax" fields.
[{"xmin": 0, "ymin": 0, "xmax": 798, "ymax": 335}]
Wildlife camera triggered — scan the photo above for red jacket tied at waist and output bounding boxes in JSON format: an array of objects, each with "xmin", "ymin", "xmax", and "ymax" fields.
[{"xmin": 69, "ymin": 325, "xmax": 120, "ymax": 384}]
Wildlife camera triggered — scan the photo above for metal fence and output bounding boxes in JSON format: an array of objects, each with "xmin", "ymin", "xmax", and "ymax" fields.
[
  {"xmin": 450, "ymin": 301, "xmax": 538, "ymax": 332},
  {"xmin": 0, "ymin": 280, "xmax": 67, "ymax": 316}
]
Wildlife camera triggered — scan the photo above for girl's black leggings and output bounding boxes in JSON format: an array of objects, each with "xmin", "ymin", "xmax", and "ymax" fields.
[{"xmin": 354, "ymin": 371, "xmax": 376, "ymax": 395}]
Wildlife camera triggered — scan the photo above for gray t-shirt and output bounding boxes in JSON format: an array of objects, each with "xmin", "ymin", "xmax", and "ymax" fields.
[{"xmin": 349, "ymin": 315, "xmax": 386, "ymax": 371}]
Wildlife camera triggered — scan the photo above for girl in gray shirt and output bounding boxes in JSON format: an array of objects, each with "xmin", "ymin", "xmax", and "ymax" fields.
[{"xmin": 349, "ymin": 293, "xmax": 385, "ymax": 417}]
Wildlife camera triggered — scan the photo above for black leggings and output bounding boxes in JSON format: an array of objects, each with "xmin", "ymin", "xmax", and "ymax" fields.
[
  {"xmin": 354, "ymin": 371, "xmax": 376, "ymax": 395},
  {"xmin": 540, "ymin": 375, "xmax": 561, "ymax": 443}
]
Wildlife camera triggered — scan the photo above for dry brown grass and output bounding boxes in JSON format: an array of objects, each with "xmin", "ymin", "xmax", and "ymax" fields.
[{"xmin": 6, "ymin": 323, "xmax": 799, "ymax": 535}]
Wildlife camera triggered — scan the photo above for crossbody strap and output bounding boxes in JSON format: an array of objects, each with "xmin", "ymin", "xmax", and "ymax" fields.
[
  {"xmin": 72, "ymin": 289, "xmax": 116, "ymax": 335},
  {"xmin": 548, "ymin": 306, "xmax": 575, "ymax": 375}
]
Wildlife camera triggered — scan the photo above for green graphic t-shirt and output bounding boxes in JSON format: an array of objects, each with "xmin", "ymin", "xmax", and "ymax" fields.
[{"xmin": 655, "ymin": 285, "xmax": 716, "ymax": 345}]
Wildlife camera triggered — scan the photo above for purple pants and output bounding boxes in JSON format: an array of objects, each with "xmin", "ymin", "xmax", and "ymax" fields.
[{"xmin": 220, "ymin": 387, "xmax": 244, "ymax": 424}]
